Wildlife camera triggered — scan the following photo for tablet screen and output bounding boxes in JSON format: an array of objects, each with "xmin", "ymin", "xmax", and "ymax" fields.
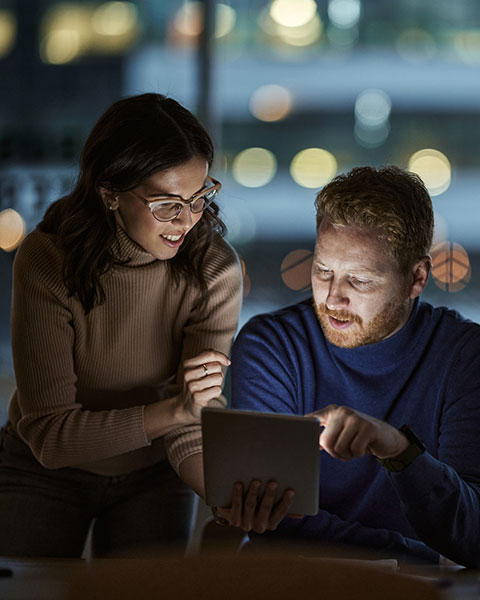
[{"xmin": 202, "ymin": 407, "xmax": 320, "ymax": 516}]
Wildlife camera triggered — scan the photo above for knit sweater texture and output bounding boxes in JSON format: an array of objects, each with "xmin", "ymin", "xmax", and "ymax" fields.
[
  {"xmin": 231, "ymin": 297, "xmax": 480, "ymax": 568},
  {"xmin": 8, "ymin": 225, "xmax": 242, "ymax": 476}
]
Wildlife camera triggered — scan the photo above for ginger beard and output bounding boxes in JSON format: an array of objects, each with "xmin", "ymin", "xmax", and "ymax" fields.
[{"xmin": 314, "ymin": 297, "xmax": 411, "ymax": 348}]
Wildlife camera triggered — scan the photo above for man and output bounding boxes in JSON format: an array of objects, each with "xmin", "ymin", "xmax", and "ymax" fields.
[{"xmin": 225, "ymin": 166, "xmax": 480, "ymax": 568}]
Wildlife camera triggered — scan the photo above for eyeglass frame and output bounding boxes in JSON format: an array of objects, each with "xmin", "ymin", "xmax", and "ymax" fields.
[{"xmin": 126, "ymin": 176, "xmax": 222, "ymax": 222}]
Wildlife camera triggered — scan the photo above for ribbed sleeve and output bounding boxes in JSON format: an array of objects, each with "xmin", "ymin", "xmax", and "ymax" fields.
[{"xmin": 9, "ymin": 227, "xmax": 242, "ymax": 475}]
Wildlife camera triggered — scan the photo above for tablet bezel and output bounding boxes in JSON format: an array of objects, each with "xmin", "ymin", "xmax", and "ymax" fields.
[{"xmin": 202, "ymin": 407, "xmax": 320, "ymax": 516}]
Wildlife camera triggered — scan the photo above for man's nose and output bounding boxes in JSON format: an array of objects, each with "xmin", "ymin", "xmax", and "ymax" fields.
[{"xmin": 325, "ymin": 280, "xmax": 349, "ymax": 310}]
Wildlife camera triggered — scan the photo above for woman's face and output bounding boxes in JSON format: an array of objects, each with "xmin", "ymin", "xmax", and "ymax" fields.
[{"xmin": 109, "ymin": 155, "xmax": 209, "ymax": 260}]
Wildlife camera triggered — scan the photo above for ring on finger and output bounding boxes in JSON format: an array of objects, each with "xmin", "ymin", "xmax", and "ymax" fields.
[{"xmin": 202, "ymin": 364, "xmax": 209, "ymax": 376}]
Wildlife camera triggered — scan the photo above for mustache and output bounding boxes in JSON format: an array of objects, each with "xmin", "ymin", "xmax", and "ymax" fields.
[{"xmin": 316, "ymin": 303, "xmax": 363, "ymax": 326}]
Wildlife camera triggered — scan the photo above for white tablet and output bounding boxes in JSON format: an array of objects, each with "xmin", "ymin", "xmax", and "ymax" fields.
[{"xmin": 202, "ymin": 407, "xmax": 320, "ymax": 516}]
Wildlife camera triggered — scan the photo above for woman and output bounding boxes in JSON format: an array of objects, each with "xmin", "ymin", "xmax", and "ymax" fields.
[{"xmin": 0, "ymin": 93, "xmax": 243, "ymax": 557}]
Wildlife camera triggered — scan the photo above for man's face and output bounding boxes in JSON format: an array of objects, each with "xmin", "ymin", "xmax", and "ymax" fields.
[{"xmin": 312, "ymin": 219, "xmax": 414, "ymax": 348}]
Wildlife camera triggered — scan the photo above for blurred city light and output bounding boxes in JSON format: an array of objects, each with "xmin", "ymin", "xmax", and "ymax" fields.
[
  {"xmin": 431, "ymin": 241, "xmax": 471, "ymax": 293},
  {"xmin": 281, "ymin": 249, "xmax": 313, "ymax": 291},
  {"xmin": 0, "ymin": 10, "xmax": 16, "ymax": 59},
  {"xmin": 232, "ymin": 148, "xmax": 277, "ymax": 187},
  {"xmin": 215, "ymin": 4, "xmax": 236, "ymax": 39},
  {"xmin": 326, "ymin": 24, "xmax": 358, "ymax": 49},
  {"xmin": 355, "ymin": 89, "xmax": 391, "ymax": 127},
  {"xmin": 328, "ymin": 0, "xmax": 361, "ymax": 29},
  {"xmin": 40, "ymin": 4, "xmax": 92, "ymax": 64},
  {"xmin": 269, "ymin": 0, "xmax": 317, "ymax": 28},
  {"xmin": 92, "ymin": 2, "xmax": 138, "ymax": 36},
  {"xmin": 408, "ymin": 149, "xmax": 452, "ymax": 196},
  {"xmin": 396, "ymin": 28, "xmax": 437, "ymax": 63},
  {"xmin": 454, "ymin": 30, "xmax": 480, "ymax": 65},
  {"xmin": 0, "ymin": 209, "xmax": 26, "ymax": 252},
  {"xmin": 290, "ymin": 148, "xmax": 337, "ymax": 188},
  {"xmin": 172, "ymin": 2, "xmax": 236, "ymax": 42},
  {"xmin": 249, "ymin": 85, "xmax": 293, "ymax": 122}
]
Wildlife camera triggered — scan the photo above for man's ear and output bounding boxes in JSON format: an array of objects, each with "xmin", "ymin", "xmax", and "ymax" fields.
[
  {"xmin": 409, "ymin": 256, "xmax": 431, "ymax": 299},
  {"xmin": 99, "ymin": 187, "xmax": 119, "ymax": 211}
]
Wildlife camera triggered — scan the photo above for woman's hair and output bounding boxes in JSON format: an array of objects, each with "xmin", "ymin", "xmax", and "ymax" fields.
[
  {"xmin": 315, "ymin": 165, "xmax": 434, "ymax": 273},
  {"xmin": 39, "ymin": 93, "xmax": 225, "ymax": 313}
]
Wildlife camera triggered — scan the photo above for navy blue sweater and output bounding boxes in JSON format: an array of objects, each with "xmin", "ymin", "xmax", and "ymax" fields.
[{"xmin": 230, "ymin": 298, "xmax": 480, "ymax": 567}]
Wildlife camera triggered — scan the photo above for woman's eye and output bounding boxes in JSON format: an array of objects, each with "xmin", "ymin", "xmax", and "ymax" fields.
[{"xmin": 316, "ymin": 269, "xmax": 332, "ymax": 279}]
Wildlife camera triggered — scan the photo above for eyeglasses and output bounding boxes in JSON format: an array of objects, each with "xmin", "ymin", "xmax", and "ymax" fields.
[{"xmin": 127, "ymin": 176, "xmax": 222, "ymax": 222}]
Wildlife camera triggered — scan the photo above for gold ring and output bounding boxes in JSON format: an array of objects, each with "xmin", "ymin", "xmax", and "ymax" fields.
[{"xmin": 203, "ymin": 364, "xmax": 209, "ymax": 376}]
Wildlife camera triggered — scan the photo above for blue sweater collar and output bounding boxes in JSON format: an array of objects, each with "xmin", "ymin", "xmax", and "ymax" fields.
[{"xmin": 324, "ymin": 297, "xmax": 422, "ymax": 372}]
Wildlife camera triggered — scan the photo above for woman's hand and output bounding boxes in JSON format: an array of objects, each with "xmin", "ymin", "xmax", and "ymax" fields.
[
  {"xmin": 215, "ymin": 480, "xmax": 296, "ymax": 533},
  {"xmin": 183, "ymin": 349, "xmax": 231, "ymax": 418}
]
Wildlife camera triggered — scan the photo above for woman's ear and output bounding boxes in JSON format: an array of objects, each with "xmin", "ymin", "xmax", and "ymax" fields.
[
  {"xmin": 409, "ymin": 256, "xmax": 432, "ymax": 299},
  {"xmin": 99, "ymin": 187, "xmax": 119, "ymax": 211}
]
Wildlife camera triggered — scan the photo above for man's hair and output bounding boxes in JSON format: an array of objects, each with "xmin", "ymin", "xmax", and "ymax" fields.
[{"xmin": 315, "ymin": 165, "xmax": 434, "ymax": 273}]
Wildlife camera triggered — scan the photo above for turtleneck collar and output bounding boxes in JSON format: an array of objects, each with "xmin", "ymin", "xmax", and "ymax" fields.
[
  {"xmin": 111, "ymin": 224, "xmax": 159, "ymax": 268},
  {"xmin": 324, "ymin": 297, "xmax": 422, "ymax": 373}
]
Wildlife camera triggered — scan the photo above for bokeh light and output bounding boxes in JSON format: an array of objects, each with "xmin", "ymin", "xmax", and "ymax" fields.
[
  {"xmin": 0, "ymin": 209, "xmax": 26, "ymax": 252},
  {"xmin": 0, "ymin": 10, "xmax": 16, "ymax": 59},
  {"xmin": 355, "ymin": 89, "xmax": 391, "ymax": 127},
  {"xmin": 232, "ymin": 148, "xmax": 277, "ymax": 188},
  {"xmin": 249, "ymin": 85, "xmax": 293, "ymax": 122},
  {"xmin": 92, "ymin": 2, "xmax": 138, "ymax": 36},
  {"xmin": 431, "ymin": 242, "xmax": 471, "ymax": 293},
  {"xmin": 215, "ymin": 4, "xmax": 236, "ymax": 39},
  {"xmin": 40, "ymin": 4, "xmax": 92, "ymax": 64},
  {"xmin": 328, "ymin": 0, "xmax": 361, "ymax": 29},
  {"xmin": 290, "ymin": 148, "xmax": 337, "ymax": 188},
  {"xmin": 281, "ymin": 249, "xmax": 313, "ymax": 291},
  {"xmin": 408, "ymin": 149, "xmax": 452, "ymax": 196},
  {"xmin": 172, "ymin": 2, "xmax": 237, "ymax": 41},
  {"xmin": 396, "ymin": 28, "xmax": 437, "ymax": 63},
  {"xmin": 269, "ymin": 0, "xmax": 317, "ymax": 28},
  {"xmin": 454, "ymin": 30, "xmax": 480, "ymax": 66},
  {"xmin": 259, "ymin": 7, "xmax": 322, "ymax": 47}
]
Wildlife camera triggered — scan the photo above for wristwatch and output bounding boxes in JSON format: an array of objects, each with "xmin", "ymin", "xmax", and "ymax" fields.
[{"xmin": 376, "ymin": 425, "xmax": 426, "ymax": 473}]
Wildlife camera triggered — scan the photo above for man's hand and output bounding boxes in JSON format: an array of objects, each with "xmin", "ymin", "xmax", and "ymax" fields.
[
  {"xmin": 216, "ymin": 480, "xmax": 296, "ymax": 533},
  {"xmin": 309, "ymin": 404, "xmax": 409, "ymax": 460}
]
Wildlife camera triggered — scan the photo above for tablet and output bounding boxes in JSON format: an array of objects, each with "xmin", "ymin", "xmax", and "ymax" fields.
[{"xmin": 202, "ymin": 407, "xmax": 320, "ymax": 516}]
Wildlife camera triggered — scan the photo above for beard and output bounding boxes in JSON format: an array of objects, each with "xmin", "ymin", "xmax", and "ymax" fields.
[{"xmin": 314, "ymin": 299, "xmax": 411, "ymax": 348}]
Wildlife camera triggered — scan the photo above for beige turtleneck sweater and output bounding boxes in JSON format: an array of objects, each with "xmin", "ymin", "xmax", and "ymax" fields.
[{"xmin": 8, "ymin": 225, "xmax": 242, "ymax": 476}]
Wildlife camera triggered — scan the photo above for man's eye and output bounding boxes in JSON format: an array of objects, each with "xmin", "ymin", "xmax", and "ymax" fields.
[
  {"xmin": 316, "ymin": 268, "xmax": 332, "ymax": 279},
  {"xmin": 350, "ymin": 278, "xmax": 371, "ymax": 288}
]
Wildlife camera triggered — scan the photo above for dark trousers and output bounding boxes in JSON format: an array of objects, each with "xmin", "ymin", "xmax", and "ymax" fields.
[{"xmin": 0, "ymin": 425, "xmax": 195, "ymax": 558}]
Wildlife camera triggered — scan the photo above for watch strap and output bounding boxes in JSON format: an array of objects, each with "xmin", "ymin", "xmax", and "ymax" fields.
[{"xmin": 376, "ymin": 425, "xmax": 426, "ymax": 473}]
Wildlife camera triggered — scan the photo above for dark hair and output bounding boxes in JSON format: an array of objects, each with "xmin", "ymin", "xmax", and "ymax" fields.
[
  {"xmin": 39, "ymin": 93, "xmax": 225, "ymax": 313},
  {"xmin": 315, "ymin": 165, "xmax": 434, "ymax": 273}
]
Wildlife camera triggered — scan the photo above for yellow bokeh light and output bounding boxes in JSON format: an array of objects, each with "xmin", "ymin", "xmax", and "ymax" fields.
[
  {"xmin": 290, "ymin": 148, "xmax": 337, "ymax": 188},
  {"xmin": 0, "ymin": 209, "xmax": 26, "ymax": 252},
  {"xmin": 92, "ymin": 2, "xmax": 138, "ymax": 37},
  {"xmin": 0, "ymin": 10, "xmax": 17, "ymax": 58},
  {"xmin": 270, "ymin": 0, "xmax": 317, "ymax": 28},
  {"xmin": 275, "ymin": 15, "xmax": 322, "ymax": 46},
  {"xmin": 42, "ymin": 29, "xmax": 82, "ymax": 64},
  {"xmin": 454, "ymin": 30, "xmax": 480, "ymax": 65},
  {"xmin": 408, "ymin": 149, "xmax": 451, "ymax": 196},
  {"xmin": 249, "ymin": 85, "xmax": 293, "ymax": 122},
  {"xmin": 40, "ymin": 4, "xmax": 92, "ymax": 64},
  {"xmin": 173, "ymin": 2, "xmax": 203, "ymax": 37},
  {"xmin": 215, "ymin": 4, "xmax": 236, "ymax": 38},
  {"xmin": 232, "ymin": 148, "xmax": 277, "ymax": 188}
]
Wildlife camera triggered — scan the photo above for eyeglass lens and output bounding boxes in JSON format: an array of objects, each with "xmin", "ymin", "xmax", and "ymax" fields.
[{"xmin": 152, "ymin": 186, "xmax": 218, "ymax": 221}]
